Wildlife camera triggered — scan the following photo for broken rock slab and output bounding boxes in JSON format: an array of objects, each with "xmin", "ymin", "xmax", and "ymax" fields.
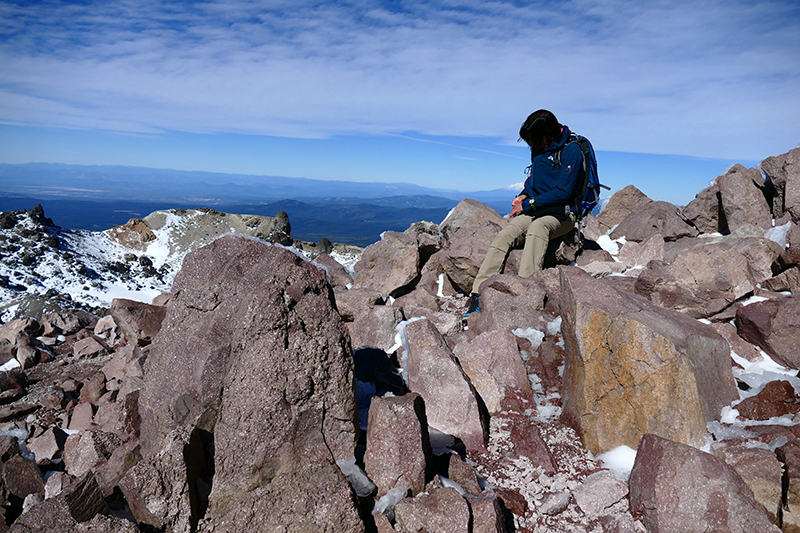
[{"xmin": 405, "ymin": 318, "xmax": 489, "ymax": 452}]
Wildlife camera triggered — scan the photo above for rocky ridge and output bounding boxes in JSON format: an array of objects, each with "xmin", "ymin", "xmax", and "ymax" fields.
[{"xmin": 0, "ymin": 146, "xmax": 798, "ymax": 532}]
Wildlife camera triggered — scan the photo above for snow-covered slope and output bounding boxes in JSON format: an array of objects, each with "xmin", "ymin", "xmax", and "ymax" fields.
[{"xmin": 0, "ymin": 206, "xmax": 361, "ymax": 322}]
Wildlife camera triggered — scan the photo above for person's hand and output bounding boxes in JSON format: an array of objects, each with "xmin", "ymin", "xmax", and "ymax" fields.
[{"xmin": 510, "ymin": 194, "xmax": 527, "ymax": 218}]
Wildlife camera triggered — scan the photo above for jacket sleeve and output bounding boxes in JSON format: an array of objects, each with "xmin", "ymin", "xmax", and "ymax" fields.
[{"xmin": 528, "ymin": 143, "xmax": 584, "ymax": 210}]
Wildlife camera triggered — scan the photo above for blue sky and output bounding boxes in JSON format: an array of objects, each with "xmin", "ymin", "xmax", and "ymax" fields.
[{"xmin": 1, "ymin": 0, "xmax": 799, "ymax": 206}]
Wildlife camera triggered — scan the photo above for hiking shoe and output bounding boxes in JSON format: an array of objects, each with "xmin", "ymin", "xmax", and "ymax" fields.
[{"xmin": 464, "ymin": 293, "xmax": 480, "ymax": 317}]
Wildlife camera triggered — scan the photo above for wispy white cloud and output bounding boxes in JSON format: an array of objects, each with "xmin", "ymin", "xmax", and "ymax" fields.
[{"xmin": 0, "ymin": 0, "xmax": 798, "ymax": 160}]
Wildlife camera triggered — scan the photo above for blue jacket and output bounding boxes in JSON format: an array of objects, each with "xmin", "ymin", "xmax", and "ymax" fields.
[{"xmin": 520, "ymin": 125, "xmax": 584, "ymax": 218}]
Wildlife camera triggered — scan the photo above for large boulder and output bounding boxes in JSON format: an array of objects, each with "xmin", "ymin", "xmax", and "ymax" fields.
[
  {"xmin": 560, "ymin": 267, "xmax": 738, "ymax": 454},
  {"xmin": 629, "ymin": 434, "xmax": 780, "ymax": 533},
  {"xmin": 467, "ymin": 273, "xmax": 549, "ymax": 335},
  {"xmin": 713, "ymin": 445, "xmax": 782, "ymax": 525},
  {"xmin": 610, "ymin": 200, "xmax": 699, "ymax": 242},
  {"xmin": 596, "ymin": 184, "xmax": 653, "ymax": 233},
  {"xmin": 681, "ymin": 181, "xmax": 723, "ymax": 234},
  {"xmin": 635, "ymin": 242, "xmax": 756, "ymax": 318},
  {"xmin": 353, "ymin": 232, "xmax": 420, "ymax": 297},
  {"xmin": 717, "ymin": 164, "xmax": 773, "ymax": 232},
  {"xmin": 734, "ymin": 296, "xmax": 800, "ymax": 369},
  {"xmin": 452, "ymin": 329, "xmax": 535, "ymax": 415},
  {"xmin": 109, "ymin": 298, "xmax": 166, "ymax": 346},
  {"xmin": 364, "ymin": 394, "xmax": 433, "ymax": 498},
  {"xmin": 762, "ymin": 146, "xmax": 800, "ymax": 223},
  {"xmin": 136, "ymin": 235, "xmax": 361, "ymax": 531},
  {"xmin": 404, "ymin": 318, "xmax": 489, "ymax": 452},
  {"xmin": 438, "ymin": 199, "xmax": 507, "ymax": 293}
]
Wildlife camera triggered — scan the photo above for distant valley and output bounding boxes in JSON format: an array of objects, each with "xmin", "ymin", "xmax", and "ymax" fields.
[{"xmin": 0, "ymin": 163, "xmax": 516, "ymax": 246}]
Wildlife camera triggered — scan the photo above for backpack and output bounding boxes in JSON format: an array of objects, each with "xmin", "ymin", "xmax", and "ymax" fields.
[{"xmin": 552, "ymin": 133, "xmax": 608, "ymax": 220}]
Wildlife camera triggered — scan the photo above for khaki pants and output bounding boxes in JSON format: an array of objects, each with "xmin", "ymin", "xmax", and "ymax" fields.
[{"xmin": 471, "ymin": 212, "xmax": 576, "ymax": 294}]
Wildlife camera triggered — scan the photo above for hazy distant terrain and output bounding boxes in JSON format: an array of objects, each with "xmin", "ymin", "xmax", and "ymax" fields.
[{"xmin": 0, "ymin": 163, "xmax": 515, "ymax": 245}]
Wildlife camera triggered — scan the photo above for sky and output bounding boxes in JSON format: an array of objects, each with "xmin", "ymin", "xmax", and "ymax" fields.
[{"xmin": 1, "ymin": 0, "xmax": 799, "ymax": 206}]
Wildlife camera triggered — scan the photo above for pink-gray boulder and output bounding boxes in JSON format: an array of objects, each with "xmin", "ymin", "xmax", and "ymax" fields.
[
  {"xmin": 136, "ymin": 235, "xmax": 361, "ymax": 531},
  {"xmin": 353, "ymin": 231, "xmax": 420, "ymax": 297},
  {"xmin": 717, "ymin": 164, "xmax": 773, "ymax": 232},
  {"xmin": 109, "ymin": 298, "xmax": 166, "ymax": 346},
  {"xmin": 438, "ymin": 199, "xmax": 507, "ymax": 293},
  {"xmin": 629, "ymin": 434, "xmax": 780, "ymax": 533},
  {"xmin": 610, "ymin": 200, "xmax": 699, "ymax": 242},
  {"xmin": 404, "ymin": 318, "xmax": 489, "ymax": 452},
  {"xmin": 364, "ymin": 393, "xmax": 432, "ymax": 498},
  {"xmin": 635, "ymin": 242, "xmax": 756, "ymax": 318}
]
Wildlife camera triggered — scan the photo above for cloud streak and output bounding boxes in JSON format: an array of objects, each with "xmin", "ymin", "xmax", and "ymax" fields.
[{"xmin": 1, "ymin": 0, "xmax": 798, "ymax": 160}]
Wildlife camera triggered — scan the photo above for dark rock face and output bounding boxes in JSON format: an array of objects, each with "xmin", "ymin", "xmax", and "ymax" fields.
[
  {"xmin": 762, "ymin": 146, "xmax": 800, "ymax": 223},
  {"xmin": 109, "ymin": 298, "xmax": 166, "ymax": 346},
  {"xmin": 596, "ymin": 184, "xmax": 653, "ymax": 232},
  {"xmin": 438, "ymin": 199, "xmax": 507, "ymax": 294},
  {"xmin": 137, "ymin": 235, "xmax": 361, "ymax": 531},
  {"xmin": 353, "ymin": 231, "xmax": 420, "ymax": 297},
  {"xmin": 629, "ymin": 434, "xmax": 780, "ymax": 533},
  {"xmin": 365, "ymin": 393, "xmax": 432, "ymax": 498},
  {"xmin": 610, "ymin": 200, "xmax": 699, "ymax": 242},
  {"xmin": 735, "ymin": 296, "xmax": 800, "ymax": 369},
  {"xmin": 718, "ymin": 163, "xmax": 773, "ymax": 232}
]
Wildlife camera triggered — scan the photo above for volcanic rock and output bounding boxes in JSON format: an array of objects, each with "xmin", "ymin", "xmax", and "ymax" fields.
[
  {"xmin": 610, "ymin": 200, "xmax": 699, "ymax": 242},
  {"xmin": 353, "ymin": 231, "xmax": 420, "ymax": 297},
  {"xmin": 717, "ymin": 164, "xmax": 773, "ymax": 232},
  {"xmin": 404, "ymin": 318, "xmax": 488, "ymax": 452},
  {"xmin": 635, "ymin": 242, "xmax": 756, "ymax": 318},
  {"xmin": 365, "ymin": 393, "xmax": 432, "ymax": 498},
  {"xmin": 136, "ymin": 235, "xmax": 361, "ymax": 531},
  {"xmin": 629, "ymin": 434, "xmax": 779, "ymax": 533},
  {"xmin": 762, "ymin": 146, "xmax": 800, "ymax": 223},
  {"xmin": 452, "ymin": 329, "xmax": 534, "ymax": 415},
  {"xmin": 735, "ymin": 296, "xmax": 800, "ymax": 369},
  {"xmin": 596, "ymin": 184, "xmax": 653, "ymax": 232},
  {"xmin": 109, "ymin": 298, "xmax": 166, "ymax": 346},
  {"xmin": 438, "ymin": 199, "xmax": 507, "ymax": 294},
  {"xmin": 560, "ymin": 266, "xmax": 738, "ymax": 453}
]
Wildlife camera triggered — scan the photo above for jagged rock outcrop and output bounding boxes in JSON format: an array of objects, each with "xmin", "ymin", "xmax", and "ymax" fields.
[
  {"xmin": 353, "ymin": 232, "xmax": 421, "ymax": 297},
  {"xmin": 404, "ymin": 318, "xmax": 489, "ymax": 452},
  {"xmin": 762, "ymin": 146, "xmax": 800, "ymax": 223},
  {"xmin": 734, "ymin": 295, "xmax": 800, "ymax": 369},
  {"xmin": 136, "ymin": 235, "xmax": 361, "ymax": 532},
  {"xmin": 437, "ymin": 199, "xmax": 507, "ymax": 294}
]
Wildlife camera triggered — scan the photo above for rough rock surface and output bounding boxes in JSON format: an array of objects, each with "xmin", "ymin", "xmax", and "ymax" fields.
[
  {"xmin": 404, "ymin": 318, "xmax": 489, "ymax": 452},
  {"xmin": 735, "ymin": 296, "xmax": 800, "ymax": 369},
  {"xmin": 364, "ymin": 394, "xmax": 432, "ymax": 498},
  {"xmin": 137, "ymin": 235, "xmax": 361, "ymax": 531},
  {"xmin": 437, "ymin": 199, "xmax": 507, "ymax": 293},
  {"xmin": 635, "ymin": 242, "xmax": 757, "ymax": 318},
  {"xmin": 630, "ymin": 434, "xmax": 780, "ymax": 533},
  {"xmin": 762, "ymin": 146, "xmax": 800, "ymax": 223},
  {"xmin": 560, "ymin": 266, "xmax": 738, "ymax": 453},
  {"xmin": 717, "ymin": 163, "xmax": 773, "ymax": 232},
  {"xmin": 353, "ymin": 231, "xmax": 420, "ymax": 297}
]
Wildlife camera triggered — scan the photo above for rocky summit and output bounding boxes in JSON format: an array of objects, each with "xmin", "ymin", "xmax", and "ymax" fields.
[{"xmin": 0, "ymin": 145, "xmax": 798, "ymax": 532}]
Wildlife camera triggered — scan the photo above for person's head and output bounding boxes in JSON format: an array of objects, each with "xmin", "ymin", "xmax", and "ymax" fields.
[{"xmin": 519, "ymin": 109, "xmax": 561, "ymax": 150}]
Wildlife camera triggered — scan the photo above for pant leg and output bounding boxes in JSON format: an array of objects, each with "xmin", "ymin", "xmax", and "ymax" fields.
[
  {"xmin": 471, "ymin": 215, "xmax": 532, "ymax": 293},
  {"xmin": 518, "ymin": 213, "xmax": 576, "ymax": 277}
]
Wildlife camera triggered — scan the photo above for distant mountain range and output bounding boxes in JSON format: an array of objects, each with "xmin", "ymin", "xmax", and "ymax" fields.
[{"xmin": 0, "ymin": 163, "xmax": 517, "ymax": 246}]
